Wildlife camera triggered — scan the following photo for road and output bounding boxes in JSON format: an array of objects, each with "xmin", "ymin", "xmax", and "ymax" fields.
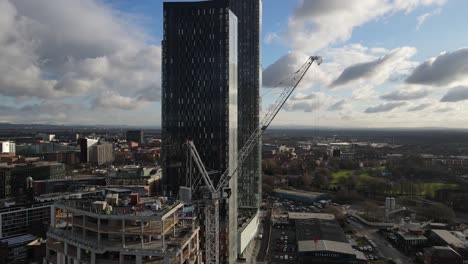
[
  {"xmin": 257, "ymin": 209, "xmax": 271, "ymax": 262},
  {"xmin": 349, "ymin": 219, "xmax": 413, "ymax": 264}
]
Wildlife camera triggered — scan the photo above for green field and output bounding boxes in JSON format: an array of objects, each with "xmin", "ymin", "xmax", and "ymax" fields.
[
  {"xmin": 331, "ymin": 170, "xmax": 370, "ymax": 184},
  {"xmin": 412, "ymin": 182, "xmax": 457, "ymax": 197},
  {"xmin": 331, "ymin": 170, "xmax": 457, "ymax": 197}
]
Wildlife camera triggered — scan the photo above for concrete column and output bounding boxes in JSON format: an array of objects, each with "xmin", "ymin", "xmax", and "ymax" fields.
[
  {"xmin": 98, "ymin": 218, "xmax": 101, "ymax": 246},
  {"xmin": 91, "ymin": 252, "xmax": 96, "ymax": 264},
  {"xmin": 173, "ymin": 213, "xmax": 176, "ymax": 236},
  {"xmin": 136, "ymin": 255, "xmax": 142, "ymax": 264},
  {"xmin": 82, "ymin": 215, "xmax": 86, "ymax": 239},
  {"xmin": 164, "ymin": 256, "xmax": 171, "ymax": 264},
  {"xmin": 161, "ymin": 220, "xmax": 165, "ymax": 248},
  {"xmin": 77, "ymin": 247, "xmax": 81, "ymax": 260},
  {"xmin": 71, "ymin": 212, "xmax": 75, "ymax": 237},
  {"xmin": 119, "ymin": 254, "xmax": 125, "ymax": 264},
  {"xmin": 149, "ymin": 221, "xmax": 152, "ymax": 242},
  {"xmin": 122, "ymin": 219, "xmax": 126, "ymax": 248},
  {"xmin": 50, "ymin": 204, "xmax": 56, "ymax": 228},
  {"xmin": 141, "ymin": 221, "xmax": 144, "ymax": 249},
  {"xmin": 64, "ymin": 242, "xmax": 68, "ymax": 255}
]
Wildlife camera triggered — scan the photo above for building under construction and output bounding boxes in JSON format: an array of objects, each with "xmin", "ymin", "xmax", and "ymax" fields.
[{"xmin": 44, "ymin": 194, "xmax": 201, "ymax": 264}]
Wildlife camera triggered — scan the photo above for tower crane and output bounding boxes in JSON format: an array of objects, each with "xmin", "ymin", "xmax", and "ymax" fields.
[{"xmin": 182, "ymin": 56, "xmax": 322, "ymax": 264}]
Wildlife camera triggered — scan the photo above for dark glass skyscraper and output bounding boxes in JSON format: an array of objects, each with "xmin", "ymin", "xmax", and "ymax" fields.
[
  {"xmin": 162, "ymin": 1, "xmax": 239, "ymax": 263},
  {"xmin": 228, "ymin": 0, "xmax": 262, "ymax": 209},
  {"xmin": 162, "ymin": 0, "xmax": 260, "ymax": 263}
]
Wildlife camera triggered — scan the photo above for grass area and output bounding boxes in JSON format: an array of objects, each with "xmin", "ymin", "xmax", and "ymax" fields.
[
  {"xmin": 417, "ymin": 182, "xmax": 457, "ymax": 197},
  {"xmin": 331, "ymin": 169, "xmax": 458, "ymax": 197},
  {"xmin": 331, "ymin": 170, "xmax": 370, "ymax": 184},
  {"xmin": 355, "ymin": 238, "xmax": 367, "ymax": 246}
]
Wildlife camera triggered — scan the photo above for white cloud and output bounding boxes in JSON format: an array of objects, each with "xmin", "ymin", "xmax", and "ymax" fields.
[
  {"xmin": 0, "ymin": 0, "xmax": 161, "ymax": 105},
  {"xmin": 93, "ymin": 91, "xmax": 144, "ymax": 110},
  {"xmin": 380, "ymin": 86, "xmax": 430, "ymax": 101},
  {"xmin": 262, "ymin": 52, "xmax": 330, "ymax": 89},
  {"xmin": 416, "ymin": 8, "xmax": 441, "ymax": 31},
  {"xmin": 283, "ymin": 92, "xmax": 337, "ymax": 112},
  {"xmin": 330, "ymin": 47, "xmax": 417, "ymax": 87},
  {"xmin": 277, "ymin": 0, "xmax": 445, "ymax": 54},
  {"xmin": 364, "ymin": 102, "xmax": 407, "ymax": 113},
  {"xmin": 406, "ymin": 48, "xmax": 468, "ymax": 86},
  {"xmin": 407, "ymin": 103, "xmax": 431, "ymax": 112}
]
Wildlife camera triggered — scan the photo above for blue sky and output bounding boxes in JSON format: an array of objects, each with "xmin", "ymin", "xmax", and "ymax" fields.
[{"xmin": 1, "ymin": 0, "xmax": 468, "ymax": 128}]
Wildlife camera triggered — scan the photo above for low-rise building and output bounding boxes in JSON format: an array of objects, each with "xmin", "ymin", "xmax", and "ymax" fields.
[
  {"xmin": 289, "ymin": 213, "xmax": 365, "ymax": 264},
  {"xmin": 273, "ymin": 189, "xmax": 327, "ymax": 204},
  {"xmin": 424, "ymin": 246, "xmax": 463, "ymax": 264},
  {"xmin": 33, "ymin": 177, "xmax": 106, "ymax": 196},
  {"xmin": 107, "ymin": 166, "xmax": 161, "ymax": 196},
  {"xmin": 394, "ymin": 230, "xmax": 428, "ymax": 252},
  {"xmin": 429, "ymin": 229, "xmax": 468, "ymax": 257}
]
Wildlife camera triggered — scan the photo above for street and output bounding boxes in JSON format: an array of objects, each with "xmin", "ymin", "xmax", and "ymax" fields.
[{"xmin": 349, "ymin": 219, "xmax": 413, "ymax": 264}]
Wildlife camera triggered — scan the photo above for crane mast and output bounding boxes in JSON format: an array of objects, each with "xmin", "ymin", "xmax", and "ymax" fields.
[{"xmin": 184, "ymin": 56, "xmax": 322, "ymax": 264}]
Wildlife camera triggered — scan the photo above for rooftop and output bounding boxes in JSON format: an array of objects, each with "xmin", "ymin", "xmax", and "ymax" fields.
[
  {"xmin": 425, "ymin": 246, "xmax": 462, "ymax": 258},
  {"xmin": 56, "ymin": 196, "xmax": 182, "ymax": 220},
  {"xmin": 298, "ymin": 240, "xmax": 355, "ymax": 255},
  {"xmin": 295, "ymin": 218, "xmax": 348, "ymax": 244},
  {"xmin": 273, "ymin": 188, "xmax": 324, "ymax": 198},
  {"xmin": 289, "ymin": 212, "xmax": 335, "ymax": 220},
  {"xmin": 432, "ymin": 229, "xmax": 466, "ymax": 248},
  {"xmin": 396, "ymin": 231, "xmax": 428, "ymax": 241}
]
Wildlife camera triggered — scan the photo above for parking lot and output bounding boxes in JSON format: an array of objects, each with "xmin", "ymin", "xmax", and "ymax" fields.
[
  {"xmin": 269, "ymin": 222, "xmax": 297, "ymax": 263},
  {"xmin": 266, "ymin": 195, "xmax": 331, "ymax": 264}
]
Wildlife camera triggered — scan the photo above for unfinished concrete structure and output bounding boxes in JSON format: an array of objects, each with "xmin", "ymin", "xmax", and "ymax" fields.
[{"xmin": 45, "ymin": 195, "xmax": 201, "ymax": 264}]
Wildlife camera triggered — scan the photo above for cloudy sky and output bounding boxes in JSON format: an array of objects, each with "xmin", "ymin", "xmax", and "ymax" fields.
[{"xmin": 1, "ymin": 0, "xmax": 468, "ymax": 128}]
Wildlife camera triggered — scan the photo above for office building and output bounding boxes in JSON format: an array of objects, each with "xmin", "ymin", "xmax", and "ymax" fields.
[
  {"xmin": 15, "ymin": 142, "xmax": 78, "ymax": 155},
  {"xmin": 126, "ymin": 130, "xmax": 144, "ymax": 145},
  {"xmin": 162, "ymin": 1, "xmax": 238, "ymax": 262},
  {"xmin": 32, "ymin": 177, "xmax": 107, "ymax": 196},
  {"xmin": 107, "ymin": 165, "xmax": 161, "ymax": 196},
  {"xmin": 0, "ymin": 141, "xmax": 15, "ymax": 155},
  {"xmin": 88, "ymin": 143, "xmax": 115, "ymax": 165},
  {"xmin": 228, "ymin": 0, "xmax": 262, "ymax": 210},
  {"xmin": 0, "ymin": 162, "xmax": 66, "ymax": 199},
  {"xmin": 45, "ymin": 195, "xmax": 201, "ymax": 264},
  {"xmin": 37, "ymin": 133, "xmax": 56, "ymax": 142},
  {"xmin": 78, "ymin": 138, "xmax": 99, "ymax": 163},
  {"xmin": 43, "ymin": 151, "xmax": 81, "ymax": 165},
  {"xmin": 0, "ymin": 203, "xmax": 52, "ymax": 263}
]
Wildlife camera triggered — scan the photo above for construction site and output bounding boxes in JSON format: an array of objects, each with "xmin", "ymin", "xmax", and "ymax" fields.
[{"xmin": 45, "ymin": 194, "xmax": 201, "ymax": 264}]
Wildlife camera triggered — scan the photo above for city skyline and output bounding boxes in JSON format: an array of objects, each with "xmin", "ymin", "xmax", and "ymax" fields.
[{"xmin": 1, "ymin": 0, "xmax": 468, "ymax": 128}]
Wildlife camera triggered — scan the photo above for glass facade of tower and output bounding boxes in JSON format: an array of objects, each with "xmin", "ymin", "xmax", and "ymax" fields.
[
  {"xmin": 162, "ymin": 1, "xmax": 238, "ymax": 263},
  {"xmin": 228, "ymin": 0, "xmax": 262, "ymax": 209}
]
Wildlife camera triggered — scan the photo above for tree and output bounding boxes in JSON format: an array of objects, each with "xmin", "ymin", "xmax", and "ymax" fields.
[
  {"xmin": 314, "ymin": 168, "xmax": 332, "ymax": 188},
  {"xmin": 324, "ymin": 206, "xmax": 346, "ymax": 226},
  {"xmin": 302, "ymin": 173, "xmax": 313, "ymax": 187},
  {"xmin": 363, "ymin": 201, "xmax": 380, "ymax": 220},
  {"xmin": 262, "ymin": 159, "xmax": 281, "ymax": 175},
  {"xmin": 421, "ymin": 203, "xmax": 456, "ymax": 223}
]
